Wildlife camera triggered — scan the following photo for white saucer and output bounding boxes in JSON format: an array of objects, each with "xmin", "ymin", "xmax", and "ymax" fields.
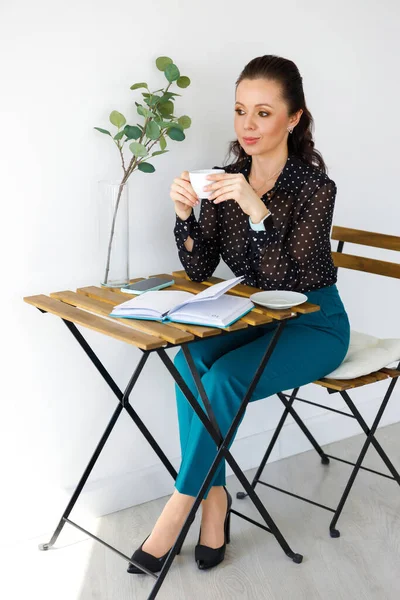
[{"xmin": 250, "ymin": 290, "xmax": 308, "ymax": 309}]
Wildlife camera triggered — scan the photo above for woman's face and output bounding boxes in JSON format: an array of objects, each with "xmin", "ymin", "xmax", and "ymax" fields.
[{"xmin": 234, "ymin": 78, "xmax": 301, "ymax": 155}]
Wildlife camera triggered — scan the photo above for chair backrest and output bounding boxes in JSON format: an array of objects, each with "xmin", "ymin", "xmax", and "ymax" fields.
[{"xmin": 331, "ymin": 226, "xmax": 400, "ymax": 279}]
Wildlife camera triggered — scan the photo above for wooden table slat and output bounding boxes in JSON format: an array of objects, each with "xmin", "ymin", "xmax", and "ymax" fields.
[
  {"xmin": 240, "ymin": 311, "xmax": 273, "ymax": 326},
  {"xmin": 23, "ymin": 295, "xmax": 166, "ymax": 350},
  {"xmin": 291, "ymin": 302, "xmax": 320, "ymax": 314},
  {"xmin": 76, "ymin": 286, "xmax": 226, "ymax": 338},
  {"xmin": 50, "ymin": 291, "xmax": 195, "ymax": 345}
]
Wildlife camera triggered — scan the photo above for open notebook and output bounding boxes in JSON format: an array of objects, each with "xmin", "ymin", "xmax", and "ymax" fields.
[{"xmin": 109, "ymin": 275, "xmax": 255, "ymax": 328}]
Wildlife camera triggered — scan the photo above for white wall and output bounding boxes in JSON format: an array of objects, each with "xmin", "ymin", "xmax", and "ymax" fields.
[{"xmin": 1, "ymin": 0, "xmax": 399, "ymax": 541}]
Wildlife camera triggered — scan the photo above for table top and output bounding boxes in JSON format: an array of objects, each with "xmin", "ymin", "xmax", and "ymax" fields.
[
  {"xmin": 24, "ymin": 272, "xmax": 400, "ymax": 392},
  {"xmin": 23, "ymin": 270, "xmax": 320, "ymax": 351}
]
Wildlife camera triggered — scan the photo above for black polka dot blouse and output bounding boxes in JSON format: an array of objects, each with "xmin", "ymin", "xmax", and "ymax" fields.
[{"xmin": 173, "ymin": 154, "xmax": 338, "ymax": 292}]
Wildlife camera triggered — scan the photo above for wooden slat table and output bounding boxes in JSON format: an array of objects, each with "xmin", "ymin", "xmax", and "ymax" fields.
[
  {"xmin": 23, "ymin": 272, "xmax": 322, "ymax": 599},
  {"xmin": 24, "ymin": 271, "xmax": 321, "ymax": 349}
]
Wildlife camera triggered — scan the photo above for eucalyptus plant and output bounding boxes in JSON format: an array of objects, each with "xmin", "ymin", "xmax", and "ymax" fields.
[{"xmin": 95, "ymin": 55, "xmax": 191, "ymax": 285}]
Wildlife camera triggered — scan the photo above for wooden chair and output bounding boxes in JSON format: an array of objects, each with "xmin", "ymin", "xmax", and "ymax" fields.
[{"xmin": 236, "ymin": 226, "xmax": 400, "ymax": 537}]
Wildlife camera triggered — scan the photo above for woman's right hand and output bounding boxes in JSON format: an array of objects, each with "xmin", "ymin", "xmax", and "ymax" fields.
[{"xmin": 170, "ymin": 171, "xmax": 200, "ymax": 220}]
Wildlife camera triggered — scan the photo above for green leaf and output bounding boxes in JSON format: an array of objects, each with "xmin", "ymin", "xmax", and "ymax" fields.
[
  {"xmin": 158, "ymin": 101, "xmax": 174, "ymax": 117},
  {"xmin": 124, "ymin": 125, "xmax": 142, "ymax": 140},
  {"xmin": 159, "ymin": 135, "xmax": 167, "ymax": 151},
  {"xmin": 94, "ymin": 127, "xmax": 111, "ymax": 136},
  {"xmin": 114, "ymin": 131, "xmax": 125, "ymax": 140},
  {"xmin": 164, "ymin": 63, "xmax": 180, "ymax": 82},
  {"xmin": 109, "ymin": 110, "xmax": 126, "ymax": 128},
  {"xmin": 167, "ymin": 127, "xmax": 185, "ymax": 141},
  {"xmin": 156, "ymin": 56, "xmax": 173, "ymax": 71},
  {"xmin": 129, "ymin": 141, "xmax": 148, "ymax": 157},
  {"xmin": 160, "ymin": 92, "xmax": 181, "ymax": 101},
  {"xmin": 177, "ymin": 76, "xmax": 191, "ymax": 88},
  {"xmin": 137, "ymin": 104, "xmax": 152, "ymax": 118},
  {"xmin": 152, "ymin": 150, "xmax": 169, "ymax": 156},
  {"xmin": 143, "ymin": 94, "xmax": 162, "ymax": 108},
  {"xmin": 170, "ymin": 121, "xmax": 183, "ymax": 130},
  {"xmin": 158, "ymin": 120, "xmax": 179, "ymax": 129},
  {"xmin": 178, "ymin": 115, "xmax": 191, "ymax": 129},
  {"xmin": 138, "ymin": 162, "xmax": 156, "ymax": 173},
  {"xmin": 146, "ymin": 120, "xmax": 161, "ymax": 140},
  {"xmin": 130, "ymin": 82, "xmax": 148, "ymax": 90},
  {"xmin": 148, "ymin": 95, "xmax": 162, "ymax": 107}
]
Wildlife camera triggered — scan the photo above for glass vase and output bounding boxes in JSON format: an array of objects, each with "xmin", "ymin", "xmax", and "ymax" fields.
[{"xmin": 98, "ymin": 180, "xmax": 129, "ymax": 287}]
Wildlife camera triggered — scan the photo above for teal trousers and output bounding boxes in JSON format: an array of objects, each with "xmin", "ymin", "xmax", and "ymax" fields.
[{"xmin": 173, "ymin": 284, "xmax": 350, "ymax": 499}]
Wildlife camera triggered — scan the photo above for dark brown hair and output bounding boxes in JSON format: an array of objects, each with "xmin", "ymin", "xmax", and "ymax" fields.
[{"xmin": 226, "ymin": 54, "xmax": 327, "ymax": 174}]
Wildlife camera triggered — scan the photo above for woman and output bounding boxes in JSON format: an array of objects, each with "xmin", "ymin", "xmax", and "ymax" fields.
[{"xmin": 128, "ymin": 54, "xmax": 350, "ymax": 574}]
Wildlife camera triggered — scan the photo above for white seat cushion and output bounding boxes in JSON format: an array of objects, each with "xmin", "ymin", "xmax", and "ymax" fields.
[{"xmin": 325, "ymin": 330, "xmax": 400, "ymax": 380}]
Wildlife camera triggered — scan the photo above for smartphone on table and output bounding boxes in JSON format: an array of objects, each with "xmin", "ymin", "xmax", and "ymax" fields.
[{"xmin": 120, "ymin": 277, "xmax": 175, "ymax": 295}]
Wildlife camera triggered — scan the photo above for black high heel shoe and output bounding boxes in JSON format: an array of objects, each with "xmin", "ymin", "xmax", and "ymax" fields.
[
  {"xmin": 127, "ymin": 514, "xmax": 195, "ymax": 574},
  {"xmin": 195, "ymin": 486, "xmax": 232, "ymax": 570}
]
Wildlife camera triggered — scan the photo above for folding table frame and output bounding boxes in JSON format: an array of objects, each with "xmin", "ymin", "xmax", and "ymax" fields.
[{"xmin": 24, "ymin": 271, "xmax": 322, "ymax": 600}]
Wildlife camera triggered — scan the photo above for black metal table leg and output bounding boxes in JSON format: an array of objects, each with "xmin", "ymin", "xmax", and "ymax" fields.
[
  {"xmin": 38, "ymin": 318, "xmax": 177, "ymax": 553},
  {"xmin": 37, "ymin": 310, "xmax": 305, "ymax": 600},
  {"xmin": 38, "ymin": 402, "xmax": 123, "ymax": 551}
]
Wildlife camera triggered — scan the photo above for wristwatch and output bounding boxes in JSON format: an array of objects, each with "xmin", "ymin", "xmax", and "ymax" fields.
[{"xmin": 248, "ymin": 212, "xmax": 271, "ymax": 231}]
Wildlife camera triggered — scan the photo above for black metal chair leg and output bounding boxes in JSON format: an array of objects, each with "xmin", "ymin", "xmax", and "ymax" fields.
[
  {"xmin": 341, "ymin": 386, "xmax": 400, "ymax": 484},
  {"xmin": 237, "ymin": 387, "xmax": 299, "ymax": 500},
  {"xmin": 329, "ymin": 383, "xmax": 400, "ymax": 536},
  {"xmin": 328, "ymin": 425, "xmax": 376, "ymax": 538}
]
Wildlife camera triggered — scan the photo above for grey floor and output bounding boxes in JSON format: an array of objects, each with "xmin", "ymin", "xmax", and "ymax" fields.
[{"xmin": 77, "ymin": 422, "xmax": 400, "ymax": 600}]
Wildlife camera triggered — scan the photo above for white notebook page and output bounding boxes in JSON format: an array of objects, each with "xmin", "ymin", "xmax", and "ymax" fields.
[
  {"xmin": 112, "ymin": 290, "xmax": 193, "ymax": 316},
  {"xmin": 172, "ymin": 294, "xmax": 252, "ymax": 321}
]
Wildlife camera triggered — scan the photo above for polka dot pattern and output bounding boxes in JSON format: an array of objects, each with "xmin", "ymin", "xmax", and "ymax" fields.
[{"xmin": 174, "ymin": 154, "xmax": 338, "ymax": 292}]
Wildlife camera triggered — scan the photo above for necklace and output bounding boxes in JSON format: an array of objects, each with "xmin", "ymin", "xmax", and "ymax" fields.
[{"xmin": 249, "ymin": 164, "xmax": 286, "ymax": 193}]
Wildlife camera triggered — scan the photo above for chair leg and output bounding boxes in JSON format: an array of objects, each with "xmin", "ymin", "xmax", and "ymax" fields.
[
  {"xmin": 341, "ymin": 387, "xmax": 400, "ymax": 484},
  {"xmin": 237, "ymin": 385, "xmax": 331, "ymax": 501},
  {"xmin": 329, "ymin": 380, "xmax": 400, "ymax": 537},
  {"xmin": 237, "ymin": 387, "xmax": 299, "ymax": 500},
  {"xmin": 276, "ymin": 391, "xmax": 331, "ymax": 464}
]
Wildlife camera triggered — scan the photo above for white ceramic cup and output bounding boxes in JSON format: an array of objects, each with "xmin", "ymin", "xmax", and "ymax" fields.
[{"xmin": 188, "ymin": 169, "xmax": 225, "ymax": 199}]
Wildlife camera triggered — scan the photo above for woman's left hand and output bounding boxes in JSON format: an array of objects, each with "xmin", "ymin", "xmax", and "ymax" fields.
[{"xmin": 204, "ymin": 172, "xmax": 267, "ymax": 219}]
